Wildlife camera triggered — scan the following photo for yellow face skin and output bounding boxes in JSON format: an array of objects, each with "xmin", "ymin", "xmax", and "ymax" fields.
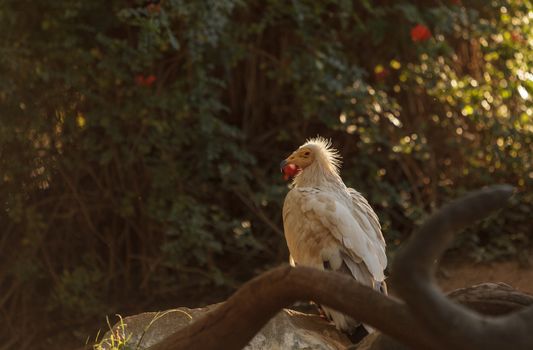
[{"xmin": 285, "ymin": 146, "xmax": 315, "ymax": 170}]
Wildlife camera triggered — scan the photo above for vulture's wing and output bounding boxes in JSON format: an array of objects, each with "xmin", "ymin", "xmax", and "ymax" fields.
[
  {"xmin": 283, "ymin": 187, "xmax": 385, "ymax": 282},
  {"xmin": 347, "ymin": 188, "xmax": 387, "ymax": 272},
  {"xmin": 283, "ymin": 187, "xmax": 387, "ymax": 333}
]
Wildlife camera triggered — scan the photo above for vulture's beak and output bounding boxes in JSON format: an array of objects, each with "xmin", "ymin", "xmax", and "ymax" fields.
[
  {"xmin": 280, "ymin": 159, "xmax": 299, "ymax": 181},
  {"xmin": 280, "ymin": 159, "xmax": 288, "ymax": 173}
]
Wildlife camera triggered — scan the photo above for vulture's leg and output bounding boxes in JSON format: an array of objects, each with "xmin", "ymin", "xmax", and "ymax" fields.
[{"xmin": 322, "ymin": 259, "xmax": 369, "ymax": 344}]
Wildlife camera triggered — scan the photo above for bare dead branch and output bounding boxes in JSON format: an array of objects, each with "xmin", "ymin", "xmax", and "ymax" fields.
[
  {"xmin": 147, "ymin": 185, "xmax": 533, "ymax": 350},
  {"xmin": 148, "ymin": 265, "xmax": 438, "ymax": 350},
  {"xmin": 391, "ymin": 185, "xmax": 533, "ymax": 350}
]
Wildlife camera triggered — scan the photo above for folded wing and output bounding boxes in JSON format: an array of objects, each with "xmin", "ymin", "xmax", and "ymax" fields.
[{"xmin": 283, "ymin": 187, "xmax": 386, "ymax": 284}]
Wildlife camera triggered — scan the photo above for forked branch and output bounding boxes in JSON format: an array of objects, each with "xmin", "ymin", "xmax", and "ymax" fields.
[
  {"xmin": 392, "ymin": 185, "xmax": 533, "ymax": 350},
  {"xmin": 149, "ymin": 185, "xmax": 533, "ymax": 350}
]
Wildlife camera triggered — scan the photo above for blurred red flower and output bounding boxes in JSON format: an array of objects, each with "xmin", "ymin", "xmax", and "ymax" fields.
[
  {"xmin": 135, "ymin": 74, "xmax": 157, "ymax": 87},
  {"xmin": 144, "ymin": 75, "xmax": 157, "ymax": 85},
  {"xmin": 410, "ymin": 24, "xmax": 432, "ymax": 42}
]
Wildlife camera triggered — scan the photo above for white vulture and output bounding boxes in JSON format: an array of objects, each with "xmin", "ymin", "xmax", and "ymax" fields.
[{"xmin": 280, "ymin": 137, "xmax": 387, "ymax": 334}]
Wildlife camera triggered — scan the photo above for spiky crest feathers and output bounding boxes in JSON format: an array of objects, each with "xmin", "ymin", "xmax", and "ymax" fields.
[{"xmin": 301, "ymin": 137, "xmax": 342, "ymax": 174}]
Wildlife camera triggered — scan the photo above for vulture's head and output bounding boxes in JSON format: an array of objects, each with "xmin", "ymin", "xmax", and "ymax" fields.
[{"xmin": 280, "ymin": 137, "xmax": 341, "ymax": 181}]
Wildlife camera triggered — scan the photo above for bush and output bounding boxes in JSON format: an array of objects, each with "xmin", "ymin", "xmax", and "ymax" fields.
[{"xmin": 0, "ymin": 0, "xmax": 531, "ymax": 348}]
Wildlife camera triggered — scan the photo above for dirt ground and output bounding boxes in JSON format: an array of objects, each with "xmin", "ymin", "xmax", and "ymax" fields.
[{"xmin": 437, "ymin": 259, "xmax": 533, "ymax": 294}]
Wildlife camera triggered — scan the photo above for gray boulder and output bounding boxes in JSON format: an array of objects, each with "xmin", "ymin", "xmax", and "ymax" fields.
[{"xmin": 99, "ymin": 304, "xmax": 352, "ymax": 350}]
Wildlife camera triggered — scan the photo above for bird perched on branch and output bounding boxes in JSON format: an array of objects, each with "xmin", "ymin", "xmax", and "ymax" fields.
[{"xmin": 280, "ymin": 137, "xmax": 387, "ymax": 335}]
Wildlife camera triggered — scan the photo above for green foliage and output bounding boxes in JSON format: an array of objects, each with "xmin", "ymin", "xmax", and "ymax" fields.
[
  {"xmin": 52, "ymin": 263, "xmax": 108, "ymax": 317},
  {"xmin": 0, "ymin": 0, "xmax": 531, "ymax": 348}
]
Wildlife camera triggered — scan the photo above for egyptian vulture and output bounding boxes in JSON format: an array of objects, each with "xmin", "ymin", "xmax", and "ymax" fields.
[{"xmin": 280, "ymin": 137, "xmax": 387, "ymax": 334}]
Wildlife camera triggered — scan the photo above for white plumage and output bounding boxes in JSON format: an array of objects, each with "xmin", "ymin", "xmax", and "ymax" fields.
[{"xmin": 281, "ymin": 137, "xmax": 387, "ymax": 333}]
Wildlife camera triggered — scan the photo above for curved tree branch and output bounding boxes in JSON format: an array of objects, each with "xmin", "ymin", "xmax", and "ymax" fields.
[
  {"xmin": 147, "ymin": 185, "xmax": 533, "ymax": 350},
  {"xmin": 149, "ymin": 266, "xmax": 437, "ymax": 350},
  {"xmin": 391, "ymin": 185, "xmax": 533, "ymax": 350}
]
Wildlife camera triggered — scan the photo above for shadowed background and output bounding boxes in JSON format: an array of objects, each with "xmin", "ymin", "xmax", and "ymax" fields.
[{"xmin": 0, "ymin": 1, "xmax": 531, "ymax": 349}]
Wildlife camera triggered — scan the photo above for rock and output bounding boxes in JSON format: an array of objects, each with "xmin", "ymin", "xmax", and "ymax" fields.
[
  {"xmin": 99, "ymin": 305, "xmax": 214, "ymax": 349},
  {"xmin": 100, "ymin": 304, "xmax": 352, "ymax": 350},
  {"xmin": 244, "ymin": 308, "xmax": 351, "ymax": 350}
]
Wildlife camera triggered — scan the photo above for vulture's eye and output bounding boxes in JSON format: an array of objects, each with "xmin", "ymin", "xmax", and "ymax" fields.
[{"xmin": 303, "ymin": 151, "xmax": 310, "ymax": 156}]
